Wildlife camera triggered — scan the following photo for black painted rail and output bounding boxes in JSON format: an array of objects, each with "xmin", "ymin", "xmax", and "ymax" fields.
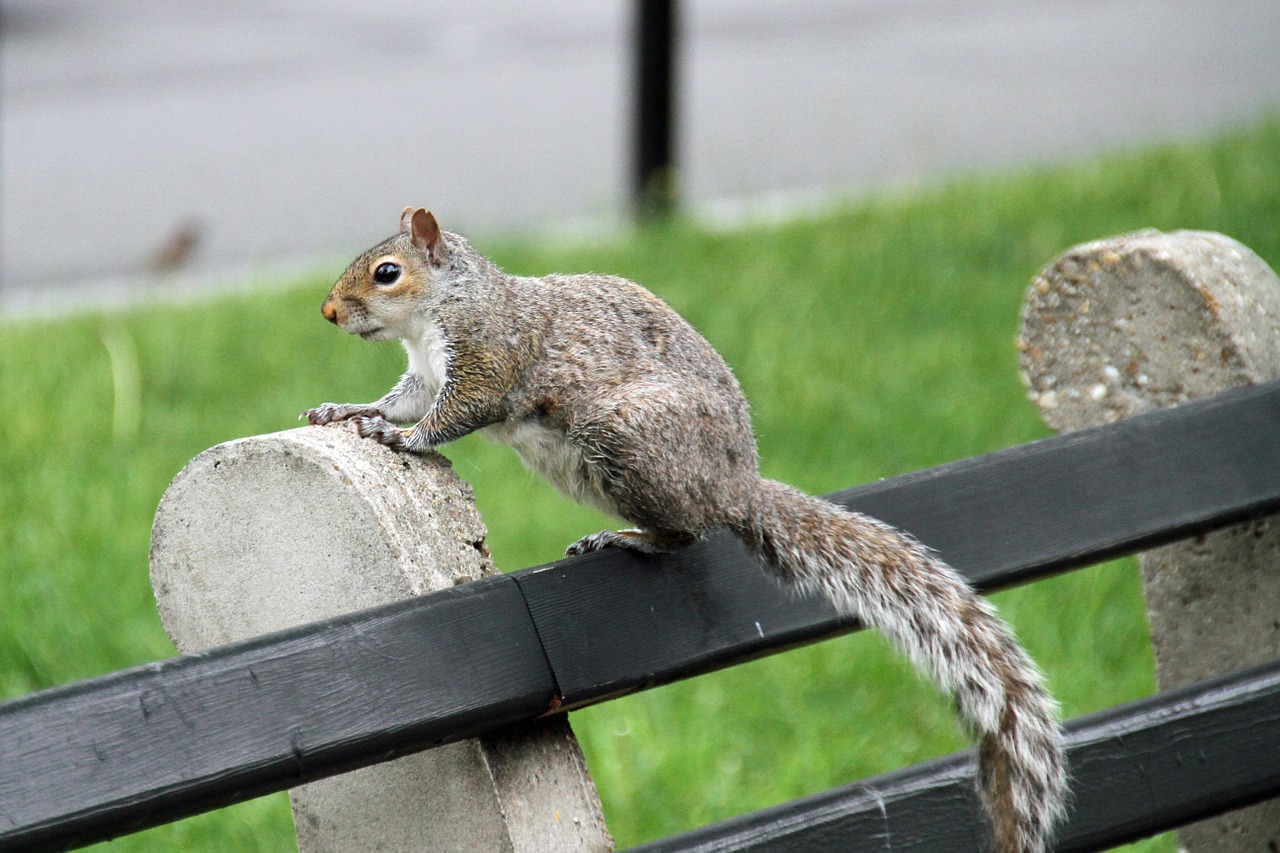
[
  {"xmin": 633, "ymin": 659, "xmax": 1280, "ymax": 853},
  {"xmin": 3, "ymin": 380, "xmax": 1280, "ymax": 851}
]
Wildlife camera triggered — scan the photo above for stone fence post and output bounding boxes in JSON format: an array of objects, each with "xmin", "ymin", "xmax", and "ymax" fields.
[
  {"xmin": 149, "ymin": 424, "xmax": 613, "ymax": 852},
  {"xmin": 1018, "ymin": 229, "xmax": 1280, "ymax": 851}
]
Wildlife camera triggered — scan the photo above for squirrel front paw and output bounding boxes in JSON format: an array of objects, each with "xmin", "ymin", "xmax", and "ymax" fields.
[
  {"xmin": 351, "ymin": 415, "xmax": 409, "ymax": 452},
  {"xmin": 302, "ymin": 403, "xmax": 382, "ymax": 426}
]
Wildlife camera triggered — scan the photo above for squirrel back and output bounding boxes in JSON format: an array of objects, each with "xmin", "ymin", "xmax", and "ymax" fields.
[{"xmin": 307, "ymin": 208, "xmax": 1068, "ymax": 852}]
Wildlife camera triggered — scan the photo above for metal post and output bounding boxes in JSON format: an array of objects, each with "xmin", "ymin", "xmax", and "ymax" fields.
[{"xmin": 633, "ymin": 0, "xmax": 678, "ymax": 220}]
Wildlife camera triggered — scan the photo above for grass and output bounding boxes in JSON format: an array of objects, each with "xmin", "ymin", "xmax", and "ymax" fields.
[{"xmin": 3, "ymin": 114, "xmax": 1278, "ymax": 851}]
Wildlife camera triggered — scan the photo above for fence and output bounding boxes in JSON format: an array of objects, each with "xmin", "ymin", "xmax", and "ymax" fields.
[{"xmin": 2, "ymin": 230, "xmax": 1278, "ymax": 851}]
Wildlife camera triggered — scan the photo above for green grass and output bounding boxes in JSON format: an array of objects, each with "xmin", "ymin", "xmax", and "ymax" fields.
[{"xmin": 4, "ymin": 114, "xmax": 1279, "ymax": 851}]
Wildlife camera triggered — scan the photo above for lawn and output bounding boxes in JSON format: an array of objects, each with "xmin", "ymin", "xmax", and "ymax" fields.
[{"xmin": 3, "ymin": 114, "xmax": 1278, "ymax": 851}]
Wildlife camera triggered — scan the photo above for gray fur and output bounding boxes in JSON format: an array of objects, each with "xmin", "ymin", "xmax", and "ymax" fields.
[{"xmin": 304, "ymin": 209, "xmax": 1068, "ymax": 852}]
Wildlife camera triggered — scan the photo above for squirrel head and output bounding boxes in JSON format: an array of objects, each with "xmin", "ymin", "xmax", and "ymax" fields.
[{"xmin": 321, "ymin": 207, "xmax": 452, "ymax": 341}]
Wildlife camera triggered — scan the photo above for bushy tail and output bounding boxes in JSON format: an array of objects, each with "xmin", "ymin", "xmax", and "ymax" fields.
[{"xmin": 732, "ymin": 479, "xmax": 1068, "ymax": 853}]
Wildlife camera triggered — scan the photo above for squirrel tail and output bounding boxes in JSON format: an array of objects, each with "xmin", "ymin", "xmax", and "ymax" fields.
[{"xmin": 731, "ymin": 479, "xmax": 1068, "ymax": 853}]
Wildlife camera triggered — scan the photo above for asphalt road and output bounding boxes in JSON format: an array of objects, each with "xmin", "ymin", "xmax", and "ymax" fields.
[{"xmin": 3, "ymin": 0, "xmax": 1279, "ymax": 313}]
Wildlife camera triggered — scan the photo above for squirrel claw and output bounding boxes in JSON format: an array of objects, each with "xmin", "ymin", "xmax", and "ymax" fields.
[
  {"xmin": 302, "ymin": 404, "xmax": 342, "ymax": 426},
  {"xmin": 303, "ymin": 403, "xmax": 380, "ymax": 426},
  {"xmin": 566, "ymin": 529, "xmax": 663, "ymax": 557},
  {"xmin": 352, "ymin": 415, "xmax": 408, "ymax": 451},
  {"xmin": 564, "ymin": 535, "xmax": 604, "ymax": 557}
]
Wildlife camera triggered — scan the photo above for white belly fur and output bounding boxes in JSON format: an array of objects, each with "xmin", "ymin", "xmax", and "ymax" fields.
[
  {"xmin": 402, "ymin": 321, "xmax": 450, "ymax": 400},
  {"xmin": 483, "ymin": 419, "xmax": 619, "ymax": 518},
  {"xmin": 402, "ymin": 322, "xmax": 617, "ymax": 517}
]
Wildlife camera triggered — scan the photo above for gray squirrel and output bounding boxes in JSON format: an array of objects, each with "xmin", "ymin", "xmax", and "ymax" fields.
[{"xmin": 304, "ymin": 207, "xmax": 1068, "ymax": 852}]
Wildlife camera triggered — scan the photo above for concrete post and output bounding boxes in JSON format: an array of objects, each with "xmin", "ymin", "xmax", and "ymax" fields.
[
  {"xmin": 149, "ymin": 424, "xmax": 613, "ymax": 853},
  {"xmin": 1018, "ymin": 229, "xmax": 1280, "ymax": 851}
]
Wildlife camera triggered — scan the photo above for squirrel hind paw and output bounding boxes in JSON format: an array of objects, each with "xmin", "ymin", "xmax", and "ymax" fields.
[{"xmin": 565, "ymin": 528, "xmax": 668, "ymax": 557}]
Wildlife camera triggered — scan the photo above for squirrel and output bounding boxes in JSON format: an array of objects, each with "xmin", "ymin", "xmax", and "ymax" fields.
[{"xmin": 304, "ymin": 207, "xmax": 1068, "ymax": 853}]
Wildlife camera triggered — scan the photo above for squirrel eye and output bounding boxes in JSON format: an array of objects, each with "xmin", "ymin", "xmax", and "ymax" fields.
[{"xmin": 373, "ymin": 262, "xmax": 402, "ymax": 285}]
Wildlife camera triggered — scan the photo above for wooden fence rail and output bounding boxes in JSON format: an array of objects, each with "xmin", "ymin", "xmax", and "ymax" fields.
[
  {"xmin": 3, "ymin": 378, "xmax": 1280, "ymax": 852},
  {"xmin": 635, "ymin": 658, "xmax": 1280, "ymax": 853}
]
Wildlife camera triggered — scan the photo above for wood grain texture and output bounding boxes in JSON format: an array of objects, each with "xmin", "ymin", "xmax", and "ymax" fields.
[
  {"xmin": 630, "ymin": 659, "xmax": 1280, "ymax": 852},
  {"xmin": 2, "ymin": 380, "xmax": 1279, "ymax": 850},
  {"xmin": 0, "ymin": 577, "xmax": 555, "ymax": 852}
]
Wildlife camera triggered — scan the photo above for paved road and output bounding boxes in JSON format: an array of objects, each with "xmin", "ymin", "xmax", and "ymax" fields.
[{"xmin": 3, "ymin": 0, "xmax": 1279, "ymax": 313}]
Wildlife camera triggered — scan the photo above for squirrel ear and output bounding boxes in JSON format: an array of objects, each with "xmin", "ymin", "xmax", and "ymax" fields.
[
  {"xmin": 410, "ymin": 209, "xmax": 448, "ymax": 265},
  {"xmin": 399, "ymin": 206, "xmax": 416, "ymax": 234}
]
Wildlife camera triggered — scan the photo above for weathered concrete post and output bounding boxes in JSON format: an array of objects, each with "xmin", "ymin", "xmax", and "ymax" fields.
[
  {"xmin": 1018, "ymin": 229, "xmax": 1280, "ymax": 851},
  {"xmin": 150, "ymin": 424, "xmax": 613, "ymax": 852}
]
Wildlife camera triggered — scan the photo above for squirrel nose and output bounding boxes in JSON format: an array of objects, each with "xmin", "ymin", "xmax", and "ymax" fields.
[{"xmin": 321, "ymin": 301, "xmax": 338, "ymax": 324}]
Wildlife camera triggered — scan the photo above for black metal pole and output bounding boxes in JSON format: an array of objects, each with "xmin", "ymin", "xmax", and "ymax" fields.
[{"xmin": 633, "ymin": 0, "xmax": 678, "ymax": 220}]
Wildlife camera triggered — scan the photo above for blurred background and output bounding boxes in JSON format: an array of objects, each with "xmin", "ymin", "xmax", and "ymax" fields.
[
  {"xmin": 4, "ymin": 0, "xmax": 1279, "ymax": 313},
  {"xmin": 4, "ymin": 3, "xmax": 1280, "ymax": 851}
]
